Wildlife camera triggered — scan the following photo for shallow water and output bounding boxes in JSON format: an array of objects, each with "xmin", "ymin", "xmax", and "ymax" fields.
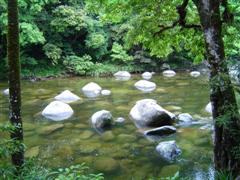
[{"xmin": 0, "ymin": 73, "xmax": 214, "ymax": 179}]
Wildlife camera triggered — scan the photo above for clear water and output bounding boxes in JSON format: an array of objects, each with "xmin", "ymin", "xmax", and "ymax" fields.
[{"xmin": 0, "ymin": 73, "xmax": 214, "ymax": 179}]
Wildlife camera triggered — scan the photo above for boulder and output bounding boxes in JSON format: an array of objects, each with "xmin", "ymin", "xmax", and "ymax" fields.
[
  {"xmin": 142, "ymin": 72, "xmax": 152, "ymax": 80},
  {"xmin": 82, "ymin": 82, "xmax": 102, "ymax": 98},
  {"xmin": 3, "ymin": 88, "xmax": 9, "ymax": 96},
  {"xmin": 42, "ymin": 101, "xmax": 74, "ymax": 121},
  {"xmin": 129, "ymin": 99, "xmax": 175, "ymax": 128},
  {"xmin": 177, "ymin": 113, "xmax": 193, "ymax": 124},
  {"xmin": 91, "ymin": 110, "xmax": 113, "ymax": 131},
  {"xmin": 190, "ymin": 71, "xmax": 201, "ymax": 77},
  {"xmin": 101, "ymin": 90, "xmax": 111, "ymax": 96},
  {"xmin": 114, "ymin": 71, "xmax": 131, "ymax": 81},
  {"xmin": 156, "ymin": 140, "xmax": 181, "ymax": 161},
  {"xmin": 162, "ymin": 70, "xmax": 176, "ymax": 77},
  {"xmin": 55, "ymin": 90, "xmax": 81, "ymax": 103},
  {"xmin": 134, "ymin": 80, "xmax": 156, "ymax": 92},
  {"xmin": 205, "ymin": 102, "xmax": 212, "ymax": 114},
  {"xmin": 144, "ymin": 126, "xmax": 176, "ymax": 136}
]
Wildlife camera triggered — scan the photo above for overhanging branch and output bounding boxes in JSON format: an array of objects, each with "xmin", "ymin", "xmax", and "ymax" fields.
[{"xmin": 154, "ymin": 0, "xmax": 201, "ymax": 36}]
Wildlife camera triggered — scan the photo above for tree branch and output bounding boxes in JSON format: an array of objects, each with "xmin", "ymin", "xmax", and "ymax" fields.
[{"xmin": 154, "ymin": 0, "xmax": 201, "ymax": 36}]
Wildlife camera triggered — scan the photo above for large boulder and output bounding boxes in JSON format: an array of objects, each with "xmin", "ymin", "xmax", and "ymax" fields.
[
  {"xmin": 162, "ymin": 70, "xmax": 176, "ymax": 77},
  {"xmin": 156, "ymin": 140, "xmax": 181, "ymax": 161},
  {"xmin": 190, "ymin": 71, "xmax": 201, "ymax": 77},
  {"xmin": 82, "ymin": 82, "xmax": 102, "ymax": 98},
  {"xmin": 134, "ymin": 80, "xmax": 156, "ymax": 92},
  {"xmin": 42, "ymin": 101, "xmax": 74, "ymax": 121},
  {"xmin": 142, "ymin": 72, "xmax": 152, "ymax": 80},
  {"xmin": 91, "ymin": 110, "xmax": 113, "ymax": 131},
  {"xmin": 55, "ymin": 90, "xmax": 81, "ymax": 103},
  {"xmin": 129, "ymin": 99, "xmax": 175, "ymax": 128},
  {"xmin": 144, "ymin": 126, "xmax": 176, "ymax": 136},
  {"xmin": 2, "ymin": 88, "xmax": 9, "ymax": 96},
  {"xmin": 114, "ymin": 71, "xmax": 131, "ymax": 81},
  {"xmin": 205, "ymin": 102, "xmax": 212, "ymax": 114}
]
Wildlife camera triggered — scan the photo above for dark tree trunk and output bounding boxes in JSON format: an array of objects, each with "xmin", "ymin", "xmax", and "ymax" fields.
[
  {"xmin": 193, "ymin": 0, "xmax": 240, "ymax": 176},
  {"xmin": 7, "ymin": 0, "xmax": 24, "ymax": 169}
]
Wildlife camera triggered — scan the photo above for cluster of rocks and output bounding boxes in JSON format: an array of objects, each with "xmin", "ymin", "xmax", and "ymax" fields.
[{"xmin": 40, "ymin": 82, "xmax": 112, "ymax": 121}]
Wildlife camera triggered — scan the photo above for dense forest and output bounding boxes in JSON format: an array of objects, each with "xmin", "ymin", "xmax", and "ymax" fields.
[
  {"xmin": 1, "ymin": 0, "xmax": 240, "ymax": 179},
  {"xmin": 1, "ymin": 0, "xmax": 239, "ymax": 79}
]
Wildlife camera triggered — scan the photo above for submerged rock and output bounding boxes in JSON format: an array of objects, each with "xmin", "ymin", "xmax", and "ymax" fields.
[
  {"xmin": 142, "ymin": 72, "xmax": 152, "ymax": 80},
  {"xmin": 91, "ymin": 110, "xmax": 113, "ymax": 131},
  {"xmin": 94, "ymin": 157, "xmax": 119, "ymax": 173},
  {"xmin": 156, "ymin": 140, "xmax": 181, "ymax": 161},
  {"xmin": 144, "ymin": 126, "xmax": 176, "ymax": 136},
  {"xmin": 82, "ymin": 82, "xmax": 102, "ymax": 98},
  {"xmin": 134, "ymin": 80, "xmax": 156, "ymax": 92},
  {"xmin": 200, "ymin": 124, "xmax": 214, "ymax": 131},
  {"xmin": 129, "ymin": 99, "xmax": 175, "ymax": 128},
  {"xmin": 177, "ymin": 113, "xmax": 193, "ymax": 124},
  {"xmin": 55, "ymin": 90, "xmax": 81, "ymax": 103},
  {"xmin": 101, "ymin": 89, "xmax": 111, "ymax": 96},
  {"xmin": 162, "ymin": 70, "xmax": 176, "ymax": 77},
  {"xmin": 38, "ymin": 124, "xmax": 64, "ymax": 135},
  {"xmin": 25, "ymin": 146, "xmax": 40, "ymax": 158},
  {"xmin": 2, "ymin": 88, "xmax": 9, "ymax": 96},
  {"xmin": 190, "ymin": 71, "xmax": 201, "ymax": 77},
  {"xmin": 114, "ymin": 71, "xmax": 131, "ymax": 81},
  {"xmin": 42, "ymin": 101, "xmax": 74, "ymax": 121},
  {"xmin": 205, "ymin": 102, "xmax": 212, "ymax": 114}
]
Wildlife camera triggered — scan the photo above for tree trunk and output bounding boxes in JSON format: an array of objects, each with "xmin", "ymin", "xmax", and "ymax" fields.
[
  {"xmin": 7, "ymin": 0, "xmax": 24, "ymax": 169},
  {"xmin": 193, "ymin": 0, "xmax": 240, "ymax": 176}
]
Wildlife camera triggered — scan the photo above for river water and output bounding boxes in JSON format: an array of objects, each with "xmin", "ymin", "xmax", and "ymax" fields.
[{"xmin": 0, "ymin": 73, "xmax": 214, "ymax": 179}]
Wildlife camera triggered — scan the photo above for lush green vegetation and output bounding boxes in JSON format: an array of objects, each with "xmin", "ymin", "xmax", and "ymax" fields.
[{"xmin": 4, "ymin": 0, "xmax": 240, "ymax": 79}]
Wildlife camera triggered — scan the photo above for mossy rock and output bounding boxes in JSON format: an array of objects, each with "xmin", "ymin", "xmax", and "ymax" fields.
[
  {"xmin": 38, "ymin": 124, "xmax": 64, "ymax": 135},
  {"xmin": 25, "ymin": 146, "xmax": 40, "ymax": 158},
  {"xmin": 94, "ymin": 157, "xmax": 119, "ymax": 173}
]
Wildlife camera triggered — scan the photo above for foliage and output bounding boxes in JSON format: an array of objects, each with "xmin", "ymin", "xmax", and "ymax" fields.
[
  {"xmin": 48, "ymin": 164, "xmax": 104, "ymax": 180},
  {"xmin": 110, "ymin": 42, "xmax": 133, "ymax": 64},
  {"xmin": 43, "ymin": 43, "xmax": 62, "ymax": 65},
  {"xmin": 63, "ymin": 55, "xmax": 94, "ymax": 75}
]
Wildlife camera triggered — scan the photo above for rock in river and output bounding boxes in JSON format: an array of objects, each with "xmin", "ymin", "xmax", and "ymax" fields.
[
  {"xmin": 162, "ymin": 70, "xmax": 176, "ymax": 77},
  {"xmin": 144, "ymin": 126, "xmax": 176, "ymax": 136},
  {"xmin": 94, "ymin": 157, "xmax": 119, "ymax": 173},
  {"xmin": 101, "ymin": 89, "xmax": 111, "ymax": 96},
  {"xmin": 55, "ymin": 90, "xmax": 81, "ymax": 103},
  {"xmin": 142, "ymin": 72, "xmax": 152, "ymax": 80},
  {"xmin": 205, "ymin": 102, "xmax": 212, "ymax": 114},
  {"xmin": 91, "ymin": 110, "xmax": 113, "ymax": 131},
  {"xmin": 38, "ymin": 124, "xmax": 64, "ymax": 135},
  {"xmin": 82, "ymin": 82, "xmax": 102, "ymax": 98},
  {"xmin": 2, "ymin": 88, "xmax": 9, "ymax": 96},
  {"xmin": 42, "ymin": 101, "xmax": 74, "ymax": 121},
  {"xmin": 190, "ymin": 71, "xmax": 201, "ymax": 77},
  {"xmin": 114, "ymin": 71, "xmax": 131, "ymax": 81},
  {"xmin": 156, "ymin": 140, "xmax": 181, "ymax": 161},
  {"xmin": 177, "ymin": 113, "xmax": 193, "ymax": 124},
  {"xmin": 134, "ymin": 80, "xmax": 156, "ymax": 92},
  {"xmin": 130, "ymin": 99, "xmax": 175, "ymax": 128}
]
